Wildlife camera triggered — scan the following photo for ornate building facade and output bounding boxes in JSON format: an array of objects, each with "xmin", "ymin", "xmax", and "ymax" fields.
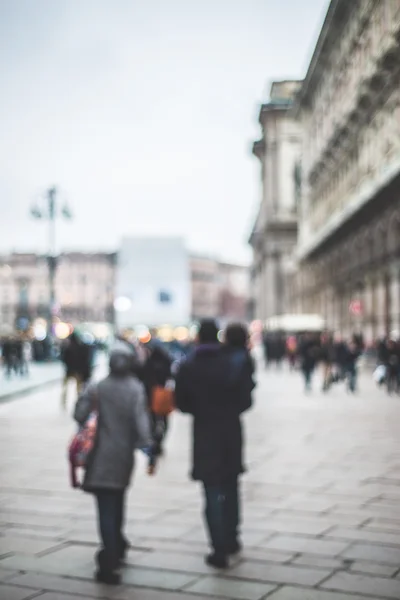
[
  {"xmin": 249, "ymin": 81, "xmax": 302, "ymax": 321},
  {"xmin": 292, "ymin": 0, "xmax": 400, "ymax": 341},
  {"xmin": 190, "ymin": 255, "xmax": 250, "ymax": 324},
  {"xmin": 0, "ymin": 252, "xmax": 116, "ymax": 333}
]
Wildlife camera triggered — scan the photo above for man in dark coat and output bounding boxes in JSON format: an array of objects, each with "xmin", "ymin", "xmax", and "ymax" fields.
[
  {"xmin": 175, "ymin": 319, "xmax": 253, "ymax": 569},
  {"xmin": 61, "ymin": 332, "xmax": 92, "ymax": 407}
]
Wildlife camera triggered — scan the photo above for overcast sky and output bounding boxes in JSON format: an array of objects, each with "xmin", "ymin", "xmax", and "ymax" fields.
[{"xmin": 0, "ymin": 0, "xmax": 328, "ymax": 263}]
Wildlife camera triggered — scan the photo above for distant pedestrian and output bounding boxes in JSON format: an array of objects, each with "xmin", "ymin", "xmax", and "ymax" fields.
[
  {"xmin": 74, "ymin": 344, "xmax": 152, "ymax": 585},
  {"xmin": 386, "ymin": 338, "xmax": 400, "ymax": 395},
  {"xmin": 61, "ymin": 332, "xmax": 92, "ymax": 407},
  {"xmin": 320, "ymin": 333, "xmax": 334, "ymax": 392},
  {"xmin": 344, "ymin": 340, "xmax": 361, "ymax": 393},
  {"xmin": 175, "ymin": 319, "xmax": 253, "ymax": 569},
  {"xmin": 299, "ymin": 333, "xmax": 319, "ymax": 392},
  {"xmin": 142, "ymin": 343, "xmax": 173, "ymax": 462}
]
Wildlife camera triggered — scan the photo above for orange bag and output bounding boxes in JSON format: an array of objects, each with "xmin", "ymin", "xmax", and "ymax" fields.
[{"xmin": 151, "ymin": 385, "xmax": 175, "ymax": 416}]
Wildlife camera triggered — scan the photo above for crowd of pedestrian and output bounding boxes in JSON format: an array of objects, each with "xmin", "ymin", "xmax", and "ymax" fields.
[
  {"xmin": 376, "ymin": 335, "xmax": 400, "ymax": 395},
  {"xmin": 263, "ymin": 329, "xmax": 400, "ymax": 396},
  {"xmin": 0, "ymin": 335, "xmax": 31, "ymax": 378},
  {"xmin": 71, "ymin": 319, "xmax": 255, "ymax": 584}
]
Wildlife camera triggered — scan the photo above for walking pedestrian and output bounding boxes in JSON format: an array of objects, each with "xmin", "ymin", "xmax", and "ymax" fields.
[
  {"xmin": 299, "ymin": 333, "xmax": 319, "ymax": 392},
  {"xmin": 61, "ymin": 332, "xmax": 92, "ymax": 407},
  {"xmin": 142, "ymin": 342, "xmax": 172, "ymax": 459},
  {"xmin": 344, "ymin": 340, "xmax": 361, "ymax": 393},
  {"xmin": 175, "ymin": 319, "xmax": 254, "ymax": 569},
  {"xmin": 320, "ymin": 333, "xmax": 334, "ymax": 392},
  {"xmin": 386, "ymin": 338, "xmax": 400, "ymax": 395},
  {"xmin": 74, "ymin": 344, "xmax": 152, "ymax": 585}
]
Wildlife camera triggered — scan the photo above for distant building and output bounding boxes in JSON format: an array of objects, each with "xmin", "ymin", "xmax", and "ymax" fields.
[
  {"xmin": 190, "ymin": 256, "xmax": 220, "ymax": 321},
  {"xmin": 0, "ymin": 244, "xmax": 249, "ymax": 334},
  {"xmin": 293, "ymin": 0, "xmax": 400, "ymax": 340},
  {"xmin": 115, "ymin": 237, "xmax": 191, "ymax": 329},
  {"xmin": 0, "ymin": 252, "xmax": 115, "ymax": 333},
  {"xmin": 190, "ymin": 255, "xmax": 250, "ymax": 324},
  {"xmin": 249, "ymin": 80, "xmax": 302, "ymax": 323}
]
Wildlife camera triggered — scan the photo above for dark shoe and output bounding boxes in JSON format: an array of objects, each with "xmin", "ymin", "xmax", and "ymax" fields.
[
  {"xmin": 205, "ymin": 553, "xmax": 228, "ymax": 569},
  {"xmin": 95, "ymin": 570, "xmax": 121, "ymax": 585},
  {"xmin": 119, "ymin": 538, "xmax": 130, "ymax": 562},
  {"xmin": 227, "ymin": 540, "xmax": 242, "ymax": 555}
]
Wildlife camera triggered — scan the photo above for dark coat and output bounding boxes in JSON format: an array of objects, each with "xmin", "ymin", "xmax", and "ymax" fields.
[
  {"xmin": 74, "ymin": 351, "xmax": 152, "ymax": 492},
  {"xmin": 61, "ymin": 334, "xmax": 92, "ymax": 381},
  {"xmin": 299, "ymin": 339, "xmax": 319, "ymax": 371},
  {"xmin": 141, "ymin": 346, "xmax": 172, "ymax": 405},
  {"xmin": 175, "ymin": 344, "xmax": 253, "ymax": 485}
]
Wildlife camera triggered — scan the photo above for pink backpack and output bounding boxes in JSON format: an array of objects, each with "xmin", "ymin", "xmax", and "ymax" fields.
[{"xmin": 68, "ymin": 388, "xmax": 98, "ymax": 488}]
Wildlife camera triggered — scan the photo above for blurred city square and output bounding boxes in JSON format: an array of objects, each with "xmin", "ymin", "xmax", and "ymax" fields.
[{"xmin": 1, "ymin": 0, "xmax": 400, "ymax": 599}]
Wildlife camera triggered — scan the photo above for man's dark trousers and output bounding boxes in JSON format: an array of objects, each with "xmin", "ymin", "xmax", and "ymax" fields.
[{"xmin": 203, "ymin": 478, "xmax": 239, "ymax": 556}]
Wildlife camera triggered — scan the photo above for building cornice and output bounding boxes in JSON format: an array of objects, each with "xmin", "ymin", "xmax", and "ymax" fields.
[
  {"xmin": 294, "ymin": 0, "xmax": 354, "ymax": 114},
  {"xmin": 297, "ymin": 155, "xmax": 400, "ymax": 261},
  {"xmin": 307, "ymin": 42, "xmax": 400, "ymax": 184}
]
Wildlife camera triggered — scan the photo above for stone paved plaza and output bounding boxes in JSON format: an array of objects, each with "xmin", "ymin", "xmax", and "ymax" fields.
[{"xmin": 1, "ymin": 365, "xmax": 400, "ymax": 599}]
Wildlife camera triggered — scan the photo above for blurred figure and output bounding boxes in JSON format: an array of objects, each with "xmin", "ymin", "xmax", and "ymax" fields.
[
  {"xmin": 344, "ymin": 340, "xmax": 361, "ymax": 393},
  {"xmin": 320, "ymin": 333, "xmax": 334, "ymax": 392},
  {"xmin": 286, "ymin": 335, "xmax": 297, "ymax": 370},
  {"xmin": 74, "ymin": 344, "xmax": 152, "ymax": 585},
  {"xmin": 1, "ymin": 337, "xmax": 14, "ymax": 378},
  {"xmin": 386, "ymin": 338, "xmax": 400, "ymax": 395},
  {"xmin": 299, "ymin": 333, "xmax": 319, "ymax": 392},
  {"xmin": 142, "ymin": 342, "xmax": 172, "ymax": 460},
  {"xmin": 224, "ymin": 323, "xmax": 256, "ymax": 401},
  {"xmin": 61, "ymin": 332, "xmax": 92, "ymax": 407},
  {"xmin": 175, "ymin": 319, "xmax": 253, "ymax": 569},
  {"xmin": 333, "ymin": 334, "xmax": 348, "ymax": 381}
]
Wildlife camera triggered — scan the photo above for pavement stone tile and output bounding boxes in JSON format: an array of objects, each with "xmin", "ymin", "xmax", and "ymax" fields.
[
  {"xmin": 131, "ymin": 523, "xmax": 195, "ymax": 540},
  {"xmin": 133, "ymin": 551, "xmax": 219, "ymax": 575},
  {"xmin": 121, "ymin": 566, "xmax": 198, "ymax": 590},
  {"xmin": 325, "ymin": 527, "xmax": 400, "ymax": 547},
  {"xmin": 254, "ymin": 519, "xmax": 332, "ymax": 536},
  {"xmin": 184, "ymin": 576, "xmax": 277, "ymax": 600},
  {"xmin": 261, "ymin": 535, "xmax": 349, "ymax": 557},
  {"xmin": 322, "ymin": 571, "xmax": 400, "ymax": 598},
  {"xmin": 6, "ymin": 573, "xmax": 124, "ymax": 598},
  {"xmin": 136, "ymin": 538, "xmax": 207, "ymax": 554},
  {"xmin": 0, "ymin": 553, "xmax": 85, "ymax": 577},
  {"xmin": 226, "ymin": 560, "xmax": 331, "ymax": 587},
  {"xmin": 349, "ymin": 562, "xmax": 398, "ymax": 577},
  {"xmin": 267, "ymin": 587, "xmax": 372, "ymax": 600},
  {"xmin": 291, "ymin": 555, "xmax": 345, "ymax": 570},
  {"xmin": 0, "ymin": 569, "xmax": 19, "ymax": 582},
  {"xmin": 0, "ymin": 584, "xmax": 41, "ymax": 600},
  {"xmin": 341, "ymin": 543, "xmax": 400, "ymax": 565},
  {"xmin": 364, "ymin": 518, "xmax": 400, "ymax": 532},
  {"xmin": 31, "ymin": 595, "xmax": 99, "ymax": 600},
  {"xmin": 116, "ymin": 590, "xmax": 214, "ymax": 600},
  {"xmin": 0, "ymin": 536, "xmax": 64, "ymax": 556},
  {"xmin": 2, "ymin": 526, "xmax": 67, "ymax": 542},
  {"xmin": 238, "ymin": 549, "xmax": 295, "ymax": 564}
]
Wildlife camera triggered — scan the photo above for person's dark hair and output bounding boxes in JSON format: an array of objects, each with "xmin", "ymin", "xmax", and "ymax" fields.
[
  {"xmin": 225, "ymin": 323, "xmax": 248, "ymax": 349},
  {"xmin": 198, "ymin": 319, "xmax": 219, "ymax": 344}
]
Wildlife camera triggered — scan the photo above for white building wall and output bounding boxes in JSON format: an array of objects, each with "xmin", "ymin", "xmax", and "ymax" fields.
[{"xmin": 116, "ymin": 237, "xmax": 190, "ymax": 329}]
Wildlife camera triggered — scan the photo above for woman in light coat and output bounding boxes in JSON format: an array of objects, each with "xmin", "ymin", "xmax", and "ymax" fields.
[{"xmin": 74, "ymin": 344, "xmax": 152, "ymax": 585}]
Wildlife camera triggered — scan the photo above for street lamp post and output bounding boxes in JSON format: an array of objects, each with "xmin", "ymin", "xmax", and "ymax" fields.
[{"xmin": 31, "ymin": 187, "xmax": 72, "ymax": 341}]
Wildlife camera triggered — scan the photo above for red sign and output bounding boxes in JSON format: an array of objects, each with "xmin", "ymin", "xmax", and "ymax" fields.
[{"xmin": 349, "ymin": 299, "xmax": 363, "ymax": 316}]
